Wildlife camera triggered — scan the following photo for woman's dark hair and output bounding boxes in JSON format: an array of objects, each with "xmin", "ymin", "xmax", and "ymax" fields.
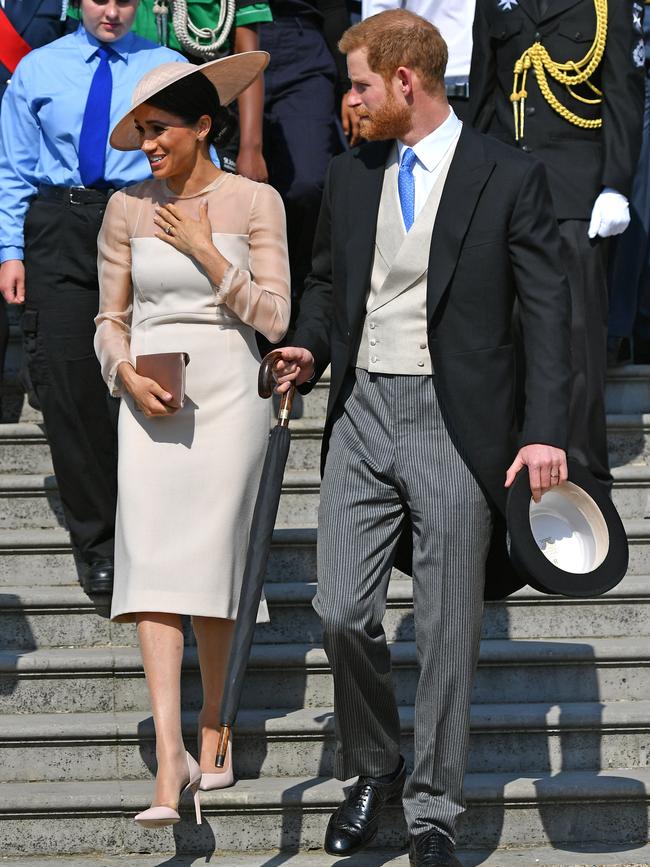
[{"xmin": 145, "ymin": 73, "xmax": 236, "ymax": 149}]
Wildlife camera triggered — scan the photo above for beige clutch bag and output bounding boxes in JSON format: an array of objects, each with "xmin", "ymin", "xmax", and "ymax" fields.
[{"xmin": 135, "ymin": 352, "xmax": 190, "ymax": 409}]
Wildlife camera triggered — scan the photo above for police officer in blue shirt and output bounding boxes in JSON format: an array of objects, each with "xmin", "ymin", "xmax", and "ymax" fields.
[
  {"xmin": 0, "ymin": 0, "xmax": 185, "ymax": 593},
  {"xmin": 0, "ymin": 0, "xmax": 76, "ymax": 429}
]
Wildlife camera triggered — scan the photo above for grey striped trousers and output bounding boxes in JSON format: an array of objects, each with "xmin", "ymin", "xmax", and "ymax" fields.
[{"xmin": 314, "ymin": 369, "xmax": 492, "ymax": 841}]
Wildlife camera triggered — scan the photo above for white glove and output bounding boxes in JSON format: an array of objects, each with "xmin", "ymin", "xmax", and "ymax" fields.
[{"xmin": 588, "ymin": 188, "xmax": 631, "ymax": 239}]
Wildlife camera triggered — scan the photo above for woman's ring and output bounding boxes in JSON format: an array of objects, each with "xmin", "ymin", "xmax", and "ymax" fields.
[{"xmin": 165, "ymin": 224, "xmax": 173, "ymax": 235}]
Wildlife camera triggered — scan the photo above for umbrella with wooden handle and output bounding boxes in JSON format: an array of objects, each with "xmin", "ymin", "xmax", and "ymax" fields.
[{"xmin": 216, "ymin": 350, "xmax": 295, "ymax": 767}]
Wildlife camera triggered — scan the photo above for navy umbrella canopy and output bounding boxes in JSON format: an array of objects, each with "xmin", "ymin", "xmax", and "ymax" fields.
[{"xmin": 216, "ymin": 350, "xmax": 295, "ymax": 766}]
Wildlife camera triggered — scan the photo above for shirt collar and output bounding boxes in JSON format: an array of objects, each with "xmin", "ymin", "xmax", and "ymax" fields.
[
  {"xmin": 397, "ymin": 108, "xmax": 462, "ymax": 172},
  {"xmin": 75, "ymin": 25, "xmax": 134, "ymax": 63}
]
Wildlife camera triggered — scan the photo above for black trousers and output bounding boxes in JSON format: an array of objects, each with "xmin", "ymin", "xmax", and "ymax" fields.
[
  {"xmin": 560, "ymin": 219, "xmax": 611, "ymax": 486},
  {"xmin": 22, "ymin": 195, "xmax": 118, "ymax": 563},
  {"xmin": 259, "ymin": 17, "xmax": 346, "ymax": 316},
  {"xmin": 0, "ymin": 298, "xmax": 8, "ymax": 390}
]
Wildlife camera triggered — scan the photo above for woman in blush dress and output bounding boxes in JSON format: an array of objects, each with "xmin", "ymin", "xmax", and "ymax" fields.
[{"xmin": 94, "ymin": 53, "xmax": 290, "ymax": 826}]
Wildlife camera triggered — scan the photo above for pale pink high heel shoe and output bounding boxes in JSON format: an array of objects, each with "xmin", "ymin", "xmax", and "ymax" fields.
[
  {"xmin": 200, "ymin": 741, "xmax": 234, "ymax": 791},
  {"xmin": 134, "ymin": 751, "xmax": 202, "ymax": 827}
]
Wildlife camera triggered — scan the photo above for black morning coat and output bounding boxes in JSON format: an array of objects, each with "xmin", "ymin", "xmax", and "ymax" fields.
[
  {"xmin": 293, "ymin": 125, "xmax": 572, "ymax": 600},
  {"xmin": 469, "ymin": 0, "xmax": 645, "ymax": 220}
]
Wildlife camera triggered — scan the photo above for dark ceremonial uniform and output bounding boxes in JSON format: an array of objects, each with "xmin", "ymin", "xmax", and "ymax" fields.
[
  {"xmin": 0, "ymin": 0, "xmax": 75, "ymax": 100},
  {"xmin": 608, "ymin": 2, "xmax": 650, "ymax": 360},
  {"xmin": 469, "ymin": 0, "xmax": 644, "ymax": 484},
  {"xmin": 259, "ymin": 0, "xmax": 349, "ymax": 318}
]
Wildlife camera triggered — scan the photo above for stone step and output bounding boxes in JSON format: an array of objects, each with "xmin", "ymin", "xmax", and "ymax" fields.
[
  {"xmin": 611, "ymin": 464, "xmax": 650, "ymax": 517},
  {"xmin": 0, "ymin": 417, "xmax": 328, "ymax": 475},
  {"xmin": 0, "ymin": 769, "xmax": 648, "ymax": 856},
  {"xmin": 4, "ymin": 460, "xmax": 650, "ymax": 531},
  {"xmin": 4, "ymin": 846, "xmax": 650, "ymax": 867},
  {"xmin": 0, "ymin": 471, "xmax": 322, "ymax": 530},
  {"xmin": 0, "ymin": 526, "xmax": 317, "ymax": 585},
  {"xmin": 607, "ymin": 414, "xmax": 650, "ymax": 468},
  {"xmin": 1, "ymin": 518, "xmax": 649, "ymax": 588},
  {"xmin": 0, "ymin": 423, "xmax": 52, "ymax": 474},
  {"xmin": 1, "ymin": 700, "xmax": 648, "ymax": 784},
  {"xmin": 2, "ymin": 574, "xmax": 649, "ymax": 650},
  {"xmin": 3, "ymin": 411, "xmax": 650, "ymax": 476},
  {"xmin": 0, "ymin": 637, "xmax": 647, "ymax": 714},
  {"xmin": 605, "ymin": 364, "xmax": 650, "ymax": 415}
]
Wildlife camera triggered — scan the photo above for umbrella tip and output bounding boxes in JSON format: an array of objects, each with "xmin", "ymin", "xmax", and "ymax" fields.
[{"xmin": 216, "ymin": 724, "xmax": 231, "ymax": 767}]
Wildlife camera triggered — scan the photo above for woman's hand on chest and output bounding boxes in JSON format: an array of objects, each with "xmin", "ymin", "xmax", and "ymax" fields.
[{"xmin": 153, "ymin": 199, "xmax": 231, "ymax": 285}]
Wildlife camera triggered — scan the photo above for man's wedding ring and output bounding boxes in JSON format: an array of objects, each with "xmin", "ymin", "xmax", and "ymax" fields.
[{"xmin": 165, "ymin": 224, "xmax": 173, "ymax": 235}]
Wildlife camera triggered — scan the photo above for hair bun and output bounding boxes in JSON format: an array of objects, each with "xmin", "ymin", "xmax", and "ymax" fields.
[{"xmin": 212, "ymin": 107, "xmax": 237, "ymax": 149}]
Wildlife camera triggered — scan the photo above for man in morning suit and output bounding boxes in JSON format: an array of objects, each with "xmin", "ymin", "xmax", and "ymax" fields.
[
  {"xmin": 273, "ymin": 10, "xmax": 572, "ymax": 866},
  {"xmin": 468, "ymin": 0, "xmax": 644, "ymax": 487}
]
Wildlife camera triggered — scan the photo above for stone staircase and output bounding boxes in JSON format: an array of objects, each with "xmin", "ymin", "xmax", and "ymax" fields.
[{"xmin": 1, "ymin": 315, "xmax": 650, "ymax": 865}]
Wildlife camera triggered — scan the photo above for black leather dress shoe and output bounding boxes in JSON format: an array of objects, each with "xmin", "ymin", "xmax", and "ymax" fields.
[
  {"xmin": 409, "ymin": 830, "xmax": 461, "ymax": 866},
  {"xmin": 324, "ymin": 758, "xmax": 406, "ymax": 856},
  {"xmin": 84, "ymin": 559, "xmax": 114, "ymax": 595}
]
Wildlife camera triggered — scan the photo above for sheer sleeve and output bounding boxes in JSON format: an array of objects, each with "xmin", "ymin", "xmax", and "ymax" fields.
[
  {"xmin": 214, "ymin": 182, "xmax": 290, "ymax": 343},
  {"xmin": 95, "ymin": 190, "xmax": 133, "ymax": 397}
]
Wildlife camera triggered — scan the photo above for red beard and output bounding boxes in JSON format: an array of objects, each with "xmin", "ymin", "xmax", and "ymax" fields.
[{"xmin": 357, "ymin": 92, "xmax": 412, "ymax": 141}]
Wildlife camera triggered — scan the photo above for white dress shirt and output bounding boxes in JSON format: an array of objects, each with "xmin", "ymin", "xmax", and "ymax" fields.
[
  {"xmin": 397, "ymin": 108, "xmax": 462, "ymax": 224},
  {"xmin": 361, "ymin": 0, "xmax": 475, "ymax": 78}
]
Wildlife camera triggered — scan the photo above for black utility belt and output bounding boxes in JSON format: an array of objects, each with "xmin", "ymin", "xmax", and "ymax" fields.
[{"xmin": 37, "ymin": 184, "xmax": 115, "ymax": 205}]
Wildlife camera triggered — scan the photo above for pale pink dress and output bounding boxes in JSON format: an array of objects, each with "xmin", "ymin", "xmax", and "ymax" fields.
[{"xmin": 95, "ymin": 174, "xmax": 290, "ymax": 623}]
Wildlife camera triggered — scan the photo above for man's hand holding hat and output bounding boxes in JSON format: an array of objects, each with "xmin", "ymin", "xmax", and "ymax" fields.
[{"xmin": 505, "ymin": 444, "xmax": 568, "ymax": 503}]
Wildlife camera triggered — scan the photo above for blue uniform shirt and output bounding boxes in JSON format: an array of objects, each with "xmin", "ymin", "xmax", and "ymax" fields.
[{"xmin": 0, "ymin": 26, "xmax": 186, "ymax": 262}]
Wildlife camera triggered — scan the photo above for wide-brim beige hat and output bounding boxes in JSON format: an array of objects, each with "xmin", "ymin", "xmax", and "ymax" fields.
[{"xmin": 110, "ymin": 51, "xmax": 269, "ymax": 151}]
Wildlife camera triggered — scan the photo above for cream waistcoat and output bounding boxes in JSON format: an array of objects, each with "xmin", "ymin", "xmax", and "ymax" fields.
[{"xmin": 355, "ymin": 138, "xmax": 459, "ymax": 375}]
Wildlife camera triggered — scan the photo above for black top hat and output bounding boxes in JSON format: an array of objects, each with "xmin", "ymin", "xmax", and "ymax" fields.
[{"xmin": 506, "ymin": 458, "xmax": 629, "ymax": 597}]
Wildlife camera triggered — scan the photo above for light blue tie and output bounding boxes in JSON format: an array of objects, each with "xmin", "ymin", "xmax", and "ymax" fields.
[
  {"xmin": 398, "ymin": 147, "xmax": 417, "ymax": 232},
  {"xmin": 78, "ymin": 45, "xmax": 114, "ymax": 189}
]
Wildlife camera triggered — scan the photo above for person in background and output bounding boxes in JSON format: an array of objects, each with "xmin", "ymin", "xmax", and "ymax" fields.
[
  {"xmin": 257, "ymin": 0, "xmax": 350, "ymax": 322},
  {"xmin": 608, "ymin": 2, "xmax": 650, "ymax": 366},
  {"xmin": 360, "ymin": 0, "xmax": 475, "ymax": 122},
  {"xmin": 0, "ymin": 0, "xmax": 185, "ymax": 594},
  {"xmin": 469, "ymin": 0, "xmax": 644, "ymax": 490},
  {"xmin": 123, "ymin": 0, "xmax": 273, "ymax": 182},
  {"xmin": 0, "ymin": 0, "xmax": 76, "ymax": 100},
  {"xmin": 0, "ymin": 0, "xmax": 76, "ymax": 417}
]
